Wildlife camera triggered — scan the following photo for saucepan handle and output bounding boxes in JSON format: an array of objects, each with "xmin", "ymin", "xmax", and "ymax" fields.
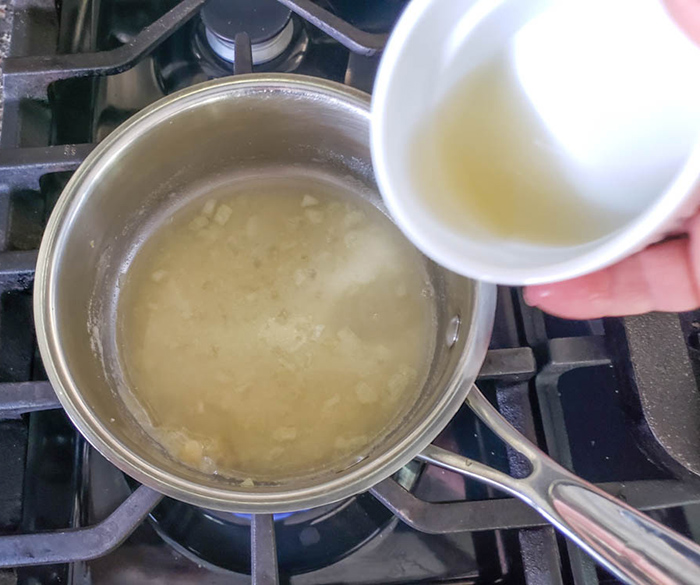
[{"xmin": 418, "ymin": 386, "xmax": 700, "ymax": 585}]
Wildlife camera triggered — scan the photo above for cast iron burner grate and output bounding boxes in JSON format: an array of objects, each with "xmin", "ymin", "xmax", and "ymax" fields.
[{"xmin": 2, "ymin": 1, "xmax": 700, "ymax": 584}]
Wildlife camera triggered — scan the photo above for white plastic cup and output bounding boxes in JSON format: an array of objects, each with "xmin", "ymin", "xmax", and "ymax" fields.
[{"xmin": 372, "ymin": 0, "xmax": 700, "ymax": 285}]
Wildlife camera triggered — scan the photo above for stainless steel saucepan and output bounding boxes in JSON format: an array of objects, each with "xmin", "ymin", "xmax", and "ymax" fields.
[{"xmin": 34, "ymin": 74, "xmax": 700, "ymax": 585}]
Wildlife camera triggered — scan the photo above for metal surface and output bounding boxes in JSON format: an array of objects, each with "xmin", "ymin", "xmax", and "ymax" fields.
[
  {"xmin": 491, "ymin": 290, "xmax": 559, "ymax": 585},
  {"xmin": 275, "ymin": 0, "xmax": 388, "ymax": 56},
  {"xmin": 0, "ymin": 250, "xmax": 37, "ymax": 289},
  {"xmin": 344, "ymin": 53, "xmax": 382, "ymax": 94},
  {"xmin": 536, "ymin": 335, "xmax": 612, "ymax": 470},
  {"xmin": 622, "ymin": 312, "xmax": 700, "ymax": 476},
  {"xmin": 234, "ymin": 33, "xmax": 253, "ymax": 75},
  {"xmin": 0, "ymin": 144, "xmax": 95, "ymax": 191},
  {"xmin": 479, "ymin": 347, "xmax": 536, "ymax": 381},
  {"xmin": 0, "ymin": 381, "xmax": 61, "ymax": 418},
  {"xmin": 0, "ymin": 485, "xmax": 163, "ymax": 567},
  {"xmin": 34, "ymin": 73, "xmax": 497, "ymax": 513},
  {"xmin": 251, "ymin": 514, "xmax": 279, "ymax": 585},
  {"xmin": 371, "ymin": 477, "xmax": 700, "ymax": 534},
  {"xmin": 420, "ymin": 386, "xmax": 700, "ymax": 585},
  {"xmin": 147, "ymin": 483, "xmax": 400, "ymax": 575},
  {"xmin": 1, "ymin": 0, "xmax": 207, "ymax": 99},
  {"xmin": 207, "ymin": 20, "xmax": 295, "ymax": 66},
  {"xmin": 0, "ymin": 0, "xmax": 12, "ymax": 132},
  {"xmin": 201, "ymin": 0, "xmax": 291, "ymax": 45}
]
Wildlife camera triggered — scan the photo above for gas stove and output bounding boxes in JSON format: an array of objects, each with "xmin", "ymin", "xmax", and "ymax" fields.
[{"xmin": 2, "ymin": 1, "xmax": 700, "ymax": 584}]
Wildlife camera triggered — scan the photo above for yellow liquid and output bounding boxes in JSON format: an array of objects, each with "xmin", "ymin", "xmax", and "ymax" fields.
[
  {"xmin": 117, "ymin": 178, "xmax": 436, "ymax": 481},
  {"xmin": 413, "ymin": 51, "xmax": 630, "ymax": 246}
]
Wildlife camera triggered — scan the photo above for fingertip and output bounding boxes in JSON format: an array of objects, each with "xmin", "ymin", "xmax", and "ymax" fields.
[
  {"xmin": 663, "ymin": 0, "xmax": 700, "ymax": 48},
  {"xmin": 525, "ymin": 238, "xmax": 700, "ymax": 319},
  {"xmin": 523, "ymin": 285, "xmax": 552, "ymax": 307}
]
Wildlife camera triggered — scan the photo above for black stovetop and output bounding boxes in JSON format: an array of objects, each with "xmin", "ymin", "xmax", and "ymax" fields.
[{"xmin": 3, "ymin": 1, "xmax": 700, "ymax": 584}]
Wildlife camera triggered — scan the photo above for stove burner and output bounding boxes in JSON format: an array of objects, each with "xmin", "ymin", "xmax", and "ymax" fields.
[
  {"xmin": 205, "ymin": 19, "xmax": 294, "ymax": 64},
  {"xmin": 146, "ymin": 463, "xmax": 422, "ymax": 575},
  {"xmin": 232, "ymin": 511, "xmax": 295, "ymax": 521},
  {"xmin": 201, "ymin": 0, "xmax": 294, "ymax": 65},
  {"xmin": 148, "ymin": 493, "xmax": 395, "ymax": 574}
]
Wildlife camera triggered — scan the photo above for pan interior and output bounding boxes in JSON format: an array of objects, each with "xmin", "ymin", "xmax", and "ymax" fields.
[
  {"xmin": 45, "ymin": 78, "xmax": 482, "ymax": 510},
  {"xmin": 112, "ymin": 168, "xmax": 439, "ymax": 483}
]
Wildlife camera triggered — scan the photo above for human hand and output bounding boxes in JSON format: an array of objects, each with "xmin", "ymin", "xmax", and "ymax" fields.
[{"xmin": 524, "ymin": 0, "xmax": 700, "ymax": 319}]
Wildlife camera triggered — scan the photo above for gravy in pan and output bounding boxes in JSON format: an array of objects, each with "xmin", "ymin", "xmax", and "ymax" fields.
[{"xmin": 118, "ymin": 178, "xmax": 436, "ymax": 480}]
